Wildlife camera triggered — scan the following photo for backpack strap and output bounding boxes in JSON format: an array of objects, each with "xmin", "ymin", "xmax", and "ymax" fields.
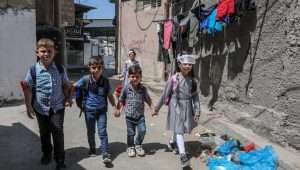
[
  {"xmin": 30, "ymin": 64, "xmax": 37, "ymax": 106},
  {"xmin": 171, "ymin": 73, "xmax": 179, "ymax": 91},
  {"xmin": 82, "ymin": 75, "xmax": 90, "ymax": 97},
  {"xmin": 30, "ymin": 64, "xmax": 36, "ymax": 87},
  {"xmin": 55, "ymin": 63, "xmax": 64, "ymax": 74},
  {"xmin": 96, "ymin": 76, "xmax": 110, "ymax": 98}
]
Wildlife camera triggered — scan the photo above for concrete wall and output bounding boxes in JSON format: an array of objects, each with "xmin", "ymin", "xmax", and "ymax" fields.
[
  {"xmin": 0, "ymin": 8, "xmax": 36, "ymax": 103},
  {"xmin": 36, "ymin": 0, "xmax": 75, "ymax": 26},
  {"xmin": 118, "ymin": 0, "xmax": 300, "ymax": 151},
  {"xmin": 0, "ymin": 0, "xmax": 34, "ymax": 9},
  {"xmin": 186, "ymin": 0, "xmax": 300, "ymax": 151},
  {"xmin": 119, "ymin": 0, "xmax": 167, "ymax": 80}
]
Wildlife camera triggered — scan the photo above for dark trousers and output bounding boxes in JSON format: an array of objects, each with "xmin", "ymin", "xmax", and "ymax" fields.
[
  {"xmin": 84, "ymin": 108, "xmax": 108, "ymax": 154},
  {"xmin": 36, "ymin": 108, "xmax": 65, "ymax": 163},
  {"xmin": 126, "ymin": 116, "xmax": 146, "ymax": 147}
]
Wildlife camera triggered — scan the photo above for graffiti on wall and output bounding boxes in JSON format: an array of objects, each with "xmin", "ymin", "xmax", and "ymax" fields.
[{"xmin": 128, "ymin": 34, "xmax": 147, "ymax": 53}]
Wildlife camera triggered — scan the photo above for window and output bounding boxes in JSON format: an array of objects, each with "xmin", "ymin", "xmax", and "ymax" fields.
[
  {"xmin": 66, "ymin": 40, "xmax": 84, "ymax": 66},
  {"xmin": 136, "ymin": 0, "xmax": 161, "ymax": 11}
]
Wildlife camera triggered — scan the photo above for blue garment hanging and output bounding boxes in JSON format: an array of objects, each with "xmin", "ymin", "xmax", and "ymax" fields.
[{"xmin": 200, "ymin": 9, "xmax": 224, "ymax": 34}]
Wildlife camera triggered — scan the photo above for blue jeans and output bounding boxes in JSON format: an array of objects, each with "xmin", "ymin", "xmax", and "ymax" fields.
[
  {"xmin": 84, "ymin": 108, "xmax": 108, "ymax": 154},
  {"xmin": 126, "ymin": 116, "xmax": 146, "ymax": 147}
]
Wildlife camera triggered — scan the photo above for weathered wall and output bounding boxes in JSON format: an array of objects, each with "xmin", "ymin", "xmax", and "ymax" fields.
[
  {"xmin": 192, "ymin": 0, "xmax": 300, "ymax": 150},
  {"xmin": 119, "ymin": 0, "xmax": 167, "ymax": 80},
  {"xmin": 36, "ymin": 0, "xmax": 74, "ymax": 26},
  {"xmin": 118, "ymin": 0, "xmax": 300, "ymax": 150},
  {"xmin": 0, "ymin": 8, "xmax": 36, "ymax": 103},
  {"xmin": 60, "ymin": 0, "xmax": 75, "ymax": 26},
  {"xmin": 0, "ymin": 0, "xmax": 34, "ymax": 9}
]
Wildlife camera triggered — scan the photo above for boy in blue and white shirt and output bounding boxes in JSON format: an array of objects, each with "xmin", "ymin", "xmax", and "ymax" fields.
[
  {"xmin": 22, "ymin": 38, "xmax": 71, "ymax": 170},
  {"xmin": 73, "ymin": 56, "xmax": 117, "ymax": 165}
]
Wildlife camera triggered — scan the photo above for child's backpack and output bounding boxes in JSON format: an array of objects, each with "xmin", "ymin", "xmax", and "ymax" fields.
[
  {"xmin": 75, "ymin": 75, "xmax": 89, "ymax": 112},
  {"xmin": 30, "ymin": 63, "xmax": 65, "ymax": 106},
  {"xmin": 75, "ymin": 75, "xmax": 110, "ymax": 115},
  {"xmin": 164, "ymin": 73, "xmax": 197, "ymax": 105},
  {"xmin": 164, "ymin": 73, "xmax": 179, "ymax": 105}
]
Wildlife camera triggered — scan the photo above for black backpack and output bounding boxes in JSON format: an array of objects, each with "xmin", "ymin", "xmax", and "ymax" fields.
[{"xmin": 30, "ymin": 63, "xmax": 64, "ymax": 106}]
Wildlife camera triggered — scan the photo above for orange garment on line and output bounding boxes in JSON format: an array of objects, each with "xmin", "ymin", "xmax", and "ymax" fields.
[{"xmin": 216, "ymin": 0, "xmax": 235, "ymax": 21}]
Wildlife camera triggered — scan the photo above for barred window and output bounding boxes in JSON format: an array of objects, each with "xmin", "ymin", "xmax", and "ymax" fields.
[{"xmin": 136, "ymin": 0, "xmax": 161, "ymax": 11}]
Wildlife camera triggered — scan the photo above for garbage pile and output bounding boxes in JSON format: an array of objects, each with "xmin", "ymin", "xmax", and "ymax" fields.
[{"xmin": 196, "ymin": 131, "xmax": 278, "ymax": 170}]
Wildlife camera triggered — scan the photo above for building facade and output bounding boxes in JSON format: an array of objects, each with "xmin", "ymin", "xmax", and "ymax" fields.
[
  {"xmin": 0, "ymin": 1, "xmax": 36, "ymax": 104},
  {"xmin": 117, "ymin": 0, "xmax": 300, "ymax": 151},
  {"xmin": 116, "ymin": 0, "xmax": 167, "ymax": 81},
  {"xmin": 84, "ymin": 19, "xmax": 115, "ymax": 64}
]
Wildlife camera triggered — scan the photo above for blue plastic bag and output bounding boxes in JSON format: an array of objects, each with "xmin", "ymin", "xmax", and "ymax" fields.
[
  {"xmin": 216, "ymin": 140, "xmax": 239, "ymax": 156},
  {"xmin": 208, "ymin": 145, "xmax": 278, "ymax": 170}
]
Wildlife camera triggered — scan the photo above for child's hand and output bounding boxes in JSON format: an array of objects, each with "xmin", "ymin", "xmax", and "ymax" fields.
[
  {"xmin": 64, "ymin": 99, "xmax": 73, "ymax": 107},
  {"xmin": 118, "ymin": 74, "xmax": 123, "ymax": 80},
  {"xmin": 26, "ymin": 105, "xmax": 35, "ymax": 119},
  {"xmin": 152, "ymin": 112, "xmax": 158, "ymax": 117},
  {"xmin": 151, "ymin": 108, "xmax": 158, "ymax": 117},
  {"xmin": 194, "ymin": 114, "xmax": 200, "ymax": 122},
  {"xmin": 114, "ymin": 109, "xmax": 121, "ymax": 117}
]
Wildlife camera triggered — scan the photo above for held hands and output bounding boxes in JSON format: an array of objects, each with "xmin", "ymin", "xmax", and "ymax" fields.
[
  {"xmin": 114, "ymin": 107, "xmax": 121, "ymax": 118},
  {"xmin": 151, "ymin": 108, "xmax": 158, "ymax": 117},
  {"xmin": 64, "ymin": 99, "xmax": 73, "ymax": 107},
  {"xmin": 117, "ymin": 74, "xmax": 124, "ymax": 80},
  {"xmin": 26, "ymin": 105, "xmax": 35, "ymax": 119},
  {"xmin": 194, "ymin": 114, "xmax": 200, "ymax": 122}
]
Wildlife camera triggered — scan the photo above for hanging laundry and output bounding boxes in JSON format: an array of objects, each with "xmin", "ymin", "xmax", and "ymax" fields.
[
  {"xmin": 189, "ymin": 13, "xmax": 199, "ymax": 48},
  {"xmin": 200, "ymin": 9, "xmax": 224, "ymax": 34},
  {"xmin": 172, "ymin": 15, "xmax": 185, "ymax": 56},
  {"xmin": 163, "ymin": 20, "xmax": 173, "ymax": 49},
  {"xmin": 235, "ymin": 0, "xmax": 256, "ymax": 17},
  {"xmin": 179, "ymin": 14, "xmax": 191, "ymax": 26},
  {"xmin": 192, "ymin": 4, "xmax": 216, "ymax": 21},
  {"xmin": 216, "ymin": 0, "xmax": 236, "ymax": 21},
  {"xmin": 157, "ymin": 23, "xmax": 170, "ymax": 63}
]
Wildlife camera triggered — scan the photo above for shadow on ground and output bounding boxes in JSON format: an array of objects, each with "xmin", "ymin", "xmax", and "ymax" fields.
[
  {"xmin": 0, "ymin": 123, "xmax": 89, "ymax": 170},
  {"xmin": 109, "ymin": 142, "xmax": 168, "ymax": 158}
]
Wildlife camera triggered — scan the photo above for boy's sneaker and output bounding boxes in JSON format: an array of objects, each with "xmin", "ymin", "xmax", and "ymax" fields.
[
  {"xmin": 102, "ymin": 153, "xmax": 112, "ymax": 164},
  {"xmin": 180, "ymin": 153, "xmax": 191, "ymax": 168},
  {"xmin": 40, "ymin": 154, "xmax": 52, "ymax": 165},
  {"xmin": 167, "ymin": 142, "xmax": 179, "ymax": 154},
  {"xmin": 135, "ymin": 145, "xmax": 145, "ymax": 156},
  {"xmin": 127, "ymin": 147, "xmax": 136, "ymax": 157},
  {"xmin": 88, "ymin": 148, "xmax": 97, "ymax": 157}
]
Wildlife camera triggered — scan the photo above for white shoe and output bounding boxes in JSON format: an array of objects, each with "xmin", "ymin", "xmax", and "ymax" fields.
[
  {"xmin": 127, "ymin": 147, "xmax": 136, "ymax": 157},
  {"xmin": 135, "ymin": 145, "xmax": 145, "ymax": 156}
]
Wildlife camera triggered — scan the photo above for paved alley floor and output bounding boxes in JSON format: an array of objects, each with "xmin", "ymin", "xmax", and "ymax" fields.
[{"xmin": 0, "ymin": 102, "xmax": 207, "ymax": 170}]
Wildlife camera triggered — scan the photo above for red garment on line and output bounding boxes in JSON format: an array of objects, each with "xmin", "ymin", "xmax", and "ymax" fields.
[
  {"xmin": 163, "ymin": 20, "xmax": 173, "ymax": 49},
  {"xmin": 216, "ymin": 0, "xmax": 235, "ymax": 21}
]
